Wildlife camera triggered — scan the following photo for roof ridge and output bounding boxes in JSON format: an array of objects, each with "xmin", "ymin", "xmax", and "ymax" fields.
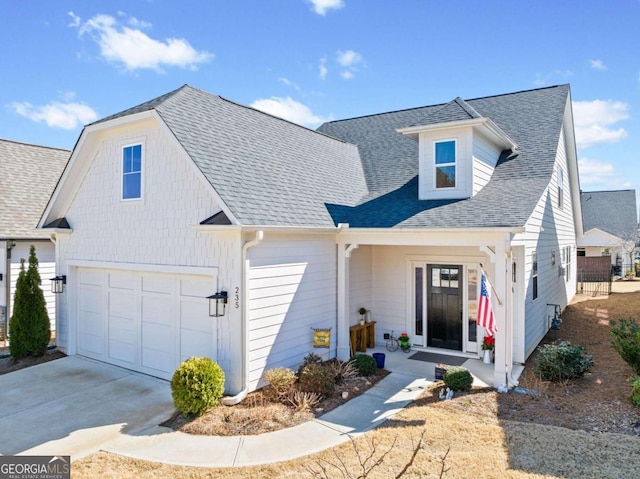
[
  {"xmin": 0, "ymin": 137, "xmax": 71, "ymax": 152},
  {"xmin": 581, "ymin": 189, "xmax": 636, "ymax": 194},
  {"xmin": 320, "ymin": 84, "xmax": 569, "ymax": 126},
  {"xmin": 89, "ymin": 84, "xmax": 191, "ymax": 126}
]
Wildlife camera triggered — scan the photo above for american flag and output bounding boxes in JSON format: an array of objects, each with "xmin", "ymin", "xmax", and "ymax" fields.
[{"xmin": 478, "ymin": 272, "xmax": 496, "ymax": 336}]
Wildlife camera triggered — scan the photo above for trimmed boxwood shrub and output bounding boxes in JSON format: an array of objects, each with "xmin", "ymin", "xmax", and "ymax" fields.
[
  {"xmin": 443, "ymin": 366, "xmax": 473, "ymax": 391},
  {"xmin": 610, "ymin": 319, "xmax": 640, "ymax": 375},
  {"xmin": 171, "ymin": 357, "xmax": 225, "ymax": 416},
  {"xmin": 630, "ymin": 377, "xmax": 640, "ymax": 407},
  {"xmin": 298, "ymin": 362, "xmax": 335, "ymax": 398},
  {"xmin": 350, "ymin": 354, "xmax": 377, "ymax": 376},
  {"xmin": 535, "ymin": 341, "xmax": 594, "ymax": 382}
]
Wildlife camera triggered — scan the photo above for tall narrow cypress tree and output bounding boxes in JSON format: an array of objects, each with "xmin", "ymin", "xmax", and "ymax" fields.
[{"xmin": 8, "ymin": 245, "xmax": 51, "ymax": 358}]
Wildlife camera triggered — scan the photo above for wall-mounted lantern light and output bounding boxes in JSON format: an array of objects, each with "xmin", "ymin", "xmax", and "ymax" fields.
[
  {"xmin": 207, "ymin": 291, "xmax": 228, "ymax": 317},
  {"xmin": 50, "ymin": 275, "xmax": 66, "ymax": 294}
]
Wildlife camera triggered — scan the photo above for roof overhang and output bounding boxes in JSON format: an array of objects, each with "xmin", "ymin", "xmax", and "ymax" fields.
[{"xmin": 397, "ymin": 117, "xmax": 518, "ymax": 151}]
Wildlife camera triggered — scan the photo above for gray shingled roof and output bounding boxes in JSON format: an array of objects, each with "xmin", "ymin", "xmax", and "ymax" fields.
[
  {"xmin": 318, "ymin": 84, "xmax": 570, "ymax": 228},
  {"xmin": 93, "ymin": 84, "xmax": 570, "ymax": 229},
  {"xmin": 95, "ymin": 85, "xmax": 367, "ymax": 227},
  {"xmin": 581, "ymin": 190, "xmax": 638, "ymax": 238},
  {"xmin": 0, "ymin": 139, "xmax": 70, "ymax": 238}
]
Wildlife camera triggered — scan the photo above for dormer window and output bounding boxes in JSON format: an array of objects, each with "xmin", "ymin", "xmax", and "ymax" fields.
[{"xmin": 435, "ymin": 140, "xmax": 456, "ymax": 189}]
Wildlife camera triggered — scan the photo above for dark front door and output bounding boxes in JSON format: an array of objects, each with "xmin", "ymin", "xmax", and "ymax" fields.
[{"xmin": 427, "ymin": 265, "xmax": 462, "ymax": 351}]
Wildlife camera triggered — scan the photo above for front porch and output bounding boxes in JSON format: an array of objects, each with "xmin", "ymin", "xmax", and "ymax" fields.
[
  {"xmin": 366, "ymin": 345, "xmax": 525, "ymax": 387},
  {"xmin": 337, "ymin": 234, "xmax": 522, "ymax": 389}
]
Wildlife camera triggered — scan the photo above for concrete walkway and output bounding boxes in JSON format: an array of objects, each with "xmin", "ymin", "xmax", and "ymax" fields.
[{"xmin": 102, "ymin": 372, "xmax": 432, "ymax": 467}]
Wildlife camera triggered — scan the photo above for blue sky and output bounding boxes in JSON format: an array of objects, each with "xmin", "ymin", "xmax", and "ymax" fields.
[{"xmin": 2, "ymin": 0, "xmax": 639, "ymax": 197}]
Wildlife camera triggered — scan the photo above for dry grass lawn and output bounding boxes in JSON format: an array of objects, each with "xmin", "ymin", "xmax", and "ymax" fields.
[{"xmin": 72, "ymin": 291, "xmax": 640, "ymax": 478}]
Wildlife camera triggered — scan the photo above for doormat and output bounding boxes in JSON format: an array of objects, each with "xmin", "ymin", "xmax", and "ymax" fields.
[{"xmin": 408, "ymin": 352, "xmax": 468, "ymax": 366}]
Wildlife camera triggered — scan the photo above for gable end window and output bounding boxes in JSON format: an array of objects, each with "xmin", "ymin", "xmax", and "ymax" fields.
[
  {"xmin": 122, "ymin": 144, "xmax": 142, "ymax": 200},
  {"xmin": 557, "ymin": 166, "xmax": 564, "ymax": 209},
  {"xmin": 435, "ymin": 140, "xmax": 456, "ymax": 189},
  {"xmin": 532, "ymin": 250, "xmax": 538, "ymax": 300}
]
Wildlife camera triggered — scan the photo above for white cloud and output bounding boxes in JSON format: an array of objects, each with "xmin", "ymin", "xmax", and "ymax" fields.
[
  {"xmin": 336, "ymin": 49, "xmax": 363, "ymax": 79},
  {"xmin": 578, "ymin": 157, "xmax": 632, "ymax": 189},
  {"xmin": 336, "ymin": 49, "xmax": 362, "ymax": 67},
  {"xmin": 308, "ymin": 0, "xmax": 345, "ymax": 16},
  {"xmin": 319, "ymin": 58, "xmax": 327, "ymax": 79},
  {"xmin": 9, "ymin": 98, "xmax": 98, "ymax": 129},
  {"xmin": 534, "ymin": 69, "xmax": 573, "ymax": 86},
  {"xmin": 572, "ymin": 99, "xmax": 629, "ymax": 148},
  {"xmin": 250, "ymin": 96, "xmax": 329, "ymax": 128},
  {"xmin": 70, "ymin": 12, "xmax": 212, "ymax": 72},
  {"xmin": 589, "ymin": 59, "xmax": 607, "ymax": 70},
  {"xmin": 67, "ymin": 11, "xmax": 81, "ymax": 27},
  {"xmin": 278, "ymin": 77, "xmax": 300, "ymax": 91}
]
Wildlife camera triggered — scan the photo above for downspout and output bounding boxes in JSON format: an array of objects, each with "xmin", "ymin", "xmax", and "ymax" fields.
[{"xmin": 221, "ymin": 230, "xmax": 264, "ymax": 406}]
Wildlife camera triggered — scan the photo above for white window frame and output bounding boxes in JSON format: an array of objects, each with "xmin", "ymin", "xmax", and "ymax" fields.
[
  {"xmin": 121, "ymin": 141, "xmax": 144, "ymax": 201},
  {"xmin": 532, "ymin": 250, "xmax": 538, "ymax": 300},
  {"xmin": 557, "ymin": 165, "xmax": 564, "ymax": 209},
  {"xmin": 433, "ymin": 139, "xmax": 457, "ymax": 189}
]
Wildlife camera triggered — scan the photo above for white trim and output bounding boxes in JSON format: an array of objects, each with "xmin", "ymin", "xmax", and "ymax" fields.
[
  {"xmin": 397, "ymin": 117, "xmax": 518, "ymax": 150},
  {"xmin": 66, "ymin": 260, "xmax": 217, "ymax": 277}
]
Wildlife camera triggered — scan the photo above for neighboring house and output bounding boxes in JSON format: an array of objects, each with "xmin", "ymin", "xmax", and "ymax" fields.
[
  {"xmin": 578, "ymin": 190, "xmax": 638, "ymax": 271},
  {"xmin": 38, "ymin": 84, "xmax": 581, "ymax": 393},
  {"xmin": 0, "ymin": 139, "xmax": 70, "ymax": 341}
]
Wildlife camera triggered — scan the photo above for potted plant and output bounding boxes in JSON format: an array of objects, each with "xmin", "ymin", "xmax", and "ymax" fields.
[
  {"xmin": 398, "ymin": 332, "xmax": 411, "ymax": 352},
  {"xmin": 481, "ymin": 335, "xmax": 495, "ymax": 363},
  {"xmin": 435, "ymin": 363, "xmax": 447, "ymax": 380},
  {"xmin": 358, "ymin": 307, "xmax": 367, "ymax": 325}
]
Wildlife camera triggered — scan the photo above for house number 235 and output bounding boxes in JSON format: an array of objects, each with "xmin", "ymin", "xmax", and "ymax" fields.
[{"xmin": 234, "ymin": 287, "xmax": 240, "ymax": 308}]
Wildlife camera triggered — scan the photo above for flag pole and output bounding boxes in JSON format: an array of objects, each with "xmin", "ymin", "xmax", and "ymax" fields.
[{"xmin": 479, "ymin": 263, "xmax": 502, "ymax": 306}]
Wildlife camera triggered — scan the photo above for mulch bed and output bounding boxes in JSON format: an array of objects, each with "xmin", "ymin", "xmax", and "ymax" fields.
[{"xmin": 0, "ymin": 348, "xmax": 67, "ymax": 376}]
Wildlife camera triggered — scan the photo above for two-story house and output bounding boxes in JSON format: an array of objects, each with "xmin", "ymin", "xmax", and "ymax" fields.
[{"xmin": 38, "ymin": 84, "xmax": 581, "ymax": 399}]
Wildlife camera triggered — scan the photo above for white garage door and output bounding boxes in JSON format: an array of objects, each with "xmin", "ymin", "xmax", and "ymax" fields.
[{"xmin": 76, "ymin": 268, "xmax": 216, "ymax": 380}]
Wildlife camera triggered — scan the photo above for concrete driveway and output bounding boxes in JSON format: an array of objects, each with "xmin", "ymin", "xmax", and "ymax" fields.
[{"xmin": 0, "ymin": 355, "xmax": 174, "ymax": 459}]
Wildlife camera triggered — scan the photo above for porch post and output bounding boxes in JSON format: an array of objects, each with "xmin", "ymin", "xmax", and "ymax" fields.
[
  {"xmin": 493, "ymin": 237, "xmax": 513, "ymax": 390},
  {"xmin": 336, "ymin": 244, "xmax": 350, "ymax": 361}
]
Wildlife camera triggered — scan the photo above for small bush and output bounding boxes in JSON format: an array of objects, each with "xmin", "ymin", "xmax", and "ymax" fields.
[
  {"xmin": 171, "ymin": 357, "xmax": 225, "ymax": 416},
  {"xmin": 443, "ymin": 366, "xmax": 473, "ymax": 391},
  {"xmin": 264, "ymin": 367, "xmax": 297, "ymax": 400},
  {"xmin": 350, "ymin": 354, "xmax": 377, "ymax": 376},
  {"xmin": 298, "ymin": 362, "xmax": 336, "ymax": 398},
  {"xmin": 610, "ymin": 319, "xmax": 640, "ymax": 375},
  {"xmin": 330, "ymin": 359, "xmax": 358, "ymax": 383},
  {"xmin": 297, "ymin": 352, "xmax": 323, "ymax": 376},
  {"xmin": 535, "ymin": 341, "xmax": 594, "ymax": 382},
  {"xmin": 287, "ymin": 389, "xmax": 321, "ymax": 412},
  {"xmin": 630, "ymin": 377, "xmax": 640, "ymax": 407}
]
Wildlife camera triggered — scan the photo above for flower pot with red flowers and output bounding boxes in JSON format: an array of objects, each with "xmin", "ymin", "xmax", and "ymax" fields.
[{"xmin": 481, "ymin": 335, "xmax": 495, "ymax": 363}]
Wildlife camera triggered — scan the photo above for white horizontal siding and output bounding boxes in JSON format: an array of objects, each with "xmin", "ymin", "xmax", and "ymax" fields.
[
  {"xmin": 472, "ymin": 132, "xmax": 501, "ymax": 196},
  {"xmin": 247, "ymin": 234, "xmax": 337, "ymax": 390},
  {"xmin": 522, "ymin": 126, "xmax": 577, "ymax": 358}
]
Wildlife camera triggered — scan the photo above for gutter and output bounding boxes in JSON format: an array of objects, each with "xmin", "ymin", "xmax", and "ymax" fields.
[{"xmin": 221, "ymin": 230, "xmax": 264, "ymax": 406}]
